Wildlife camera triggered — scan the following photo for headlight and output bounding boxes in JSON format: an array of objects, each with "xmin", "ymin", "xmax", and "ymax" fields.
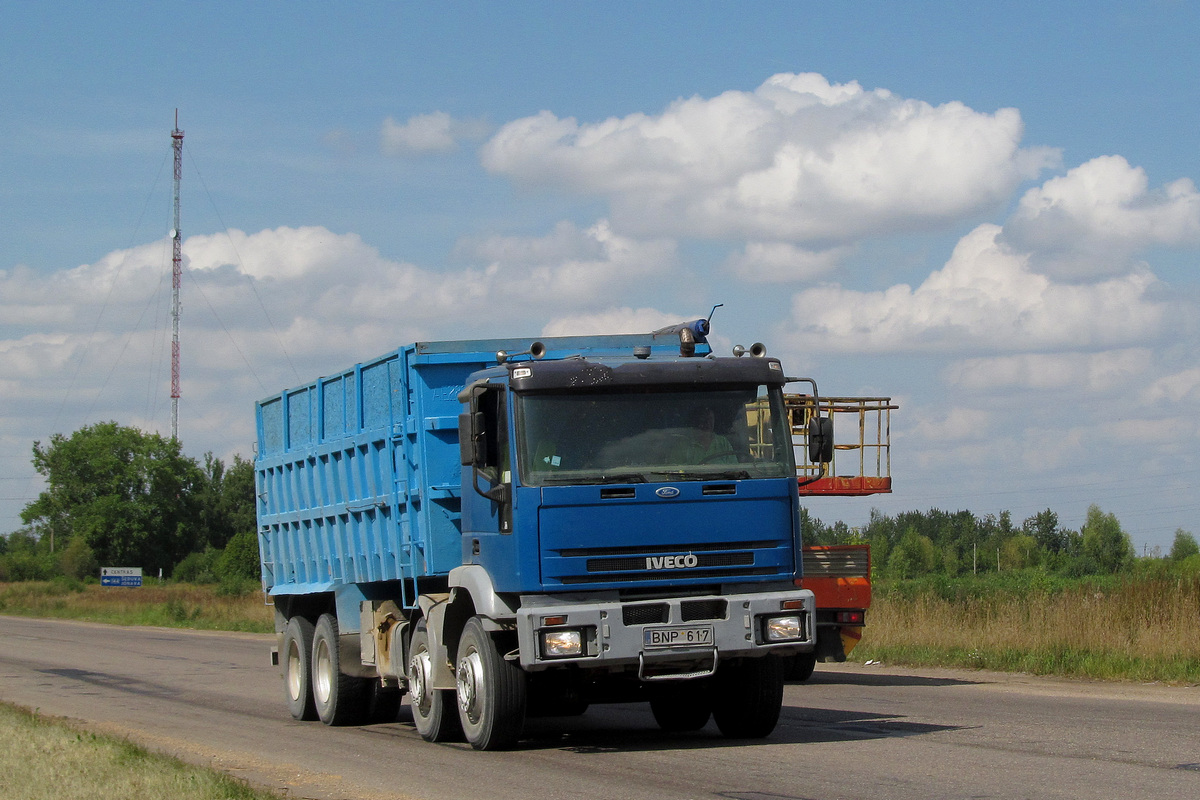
[
  {"xmin": 763, "ymin": 614, "xmax": 804, "ymax": 642},
  {"xmin": 540, "ymin": 628, "xmax": 584, "ymax": 658}
]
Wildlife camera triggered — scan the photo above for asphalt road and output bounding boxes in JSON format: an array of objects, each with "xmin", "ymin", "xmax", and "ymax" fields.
[{"xmin": 1, "ymin": 615, "xmax": 1198, "ymax": 800}]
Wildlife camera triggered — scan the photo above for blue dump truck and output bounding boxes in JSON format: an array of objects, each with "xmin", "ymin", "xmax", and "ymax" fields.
[{"xmin": 255, "ymin": 319, "xmax": 834, "ymax": 750}]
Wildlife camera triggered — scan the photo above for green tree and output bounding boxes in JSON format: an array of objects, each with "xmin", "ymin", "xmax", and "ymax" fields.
[
  {"xmin": 20, "ymin": 422, "xmax": 204, "ymax": 576},
  {"xmin": 0, "ymin": 529, "xmax": 56, "ymax": 581},
  {"xmin": 1080, "ymin": 504, "xmax": 1134, "ymax": 573},
  {"xmin": 57, "ymin": 536, "xmax": 99, "ymax": 580},
  {"xmin": 192, "ymin": 453, "xmax": 256, "ymax": 550},
  {"xmin": 222, "ymin": 455, "xmax": 257, "ymax": 537},
  {"xmin": 1168, "ymin": 529, "xmax": 1200, "ymax": 562},
  {"xmin": 218, "ymin": 529, "xmax": 262, "ymax": 582},
  {"xmin": 1000, "ymin": 533, "xmax": 1038, "ymax": 570},
  {"xmin": 1024, "ymin": 508, "xmax": 1067, "ymax": 554},
  {"xmin": 887, "ymin": 526, "xmax": 938, "ymax": 579},
  {"xmin": 193, "ymin": 453, "xmax": 230, "ymax": 550}
]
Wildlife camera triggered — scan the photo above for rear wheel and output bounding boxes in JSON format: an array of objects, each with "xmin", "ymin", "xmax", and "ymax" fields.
[
  {"xmin": 312, "ymin": 613, "xmax": 366, "ymax": 726},
  {"xmin": 407, "ymin": 621, "xmax": 461, "ymax": 742},
  {"xmin": 649, "ymin": 680, "xmax": 713, "ymax": 732},
  {"xmin": 455, "ymin": 616, "xmax": 526, "ymax": 750},
  {"xmin": 712, "ymin": 656, "xmax": 785, "ymax": 739},
  {"xmin": 282, "ymin": 616, "xmax": 317, "ymax": 721}
]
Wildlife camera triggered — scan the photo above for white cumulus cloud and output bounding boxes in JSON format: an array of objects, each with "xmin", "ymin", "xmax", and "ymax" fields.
[
  {"xmin": 945, "ymin": 349, "xmax": 1152, "ymax": 392},
  {"xmin": 459, "ymin": 219, "xmax": 678, "ymax": 307},
  {"xmin": 1141, "ymin": 367, "xmax": 1200, "ymax": 405},
  {"xmin": 381, "ymin": 111, "xmax": 492, "ymax": 156},
  {"xmin": 1001, "ymin": 155, "xmax": 1200, "ymax": 280},
  {"xmin": 481, "ymin": 72, "xmax": 1059, "ymax": 242},
  {"xmin": 724, "ymin": 241, "xmax": 851, "ymax": 282},
  {"xmin": 541, "ymin": 307, "xmax": 686, "ymax": 337},
  {"xmin": 785, "ymin": 224, "xmax": 1167, "ymax": 354}
]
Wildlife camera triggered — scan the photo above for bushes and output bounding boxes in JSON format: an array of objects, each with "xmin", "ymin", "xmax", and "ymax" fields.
[
  {"xmin": 217, "ymin": 531, "xmax": 260, "ymax": 582},
  {"xmin": 0, "ymin": 528, "xmax": 258, "ymax": 590},
  {"xmin": 0, "ymin": 550, "xmax": 56, "ymax": 582},
  {"xmin": 171, "ymin": 549, "xmax": 222, "ymax": 584},
  {"xmin": 58, "ymin": 537, "xmax": 99, "ymax": 581},
  {"xmin": 171, "ymin": 532, "xmax": 260, "ymax": 589}
]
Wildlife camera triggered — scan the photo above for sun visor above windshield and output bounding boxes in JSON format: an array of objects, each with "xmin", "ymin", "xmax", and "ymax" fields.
[{"xmin": 507, "ymin": 356, "xmax": 786, "ymax": 393}]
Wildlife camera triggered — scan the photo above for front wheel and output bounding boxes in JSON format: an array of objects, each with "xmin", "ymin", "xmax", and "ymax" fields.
[
  {"xmin": 712, "ymin": 655, "xmax": 785, "ymax": 739},
  {"xmin": 407, "ymin": 621, "xmax": 461, "ymax": 742},
  {"xmin": 785, "ymin": 651, "xmax": 818, "ymax": 682},
  {"xmin": 455, "ymin": 616, "xmax": 526, "ymax": 750}
]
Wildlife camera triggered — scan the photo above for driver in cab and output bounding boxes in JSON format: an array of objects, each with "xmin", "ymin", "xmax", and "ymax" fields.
[{"xmin": 671, "ymin": 407, "xmax": 736, "ymax": 465}]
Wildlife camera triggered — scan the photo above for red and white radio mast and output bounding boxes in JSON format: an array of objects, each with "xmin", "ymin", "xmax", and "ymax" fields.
[{"xmin": 170, "ymin": 110, "xmax": 184, "ymax": 441}]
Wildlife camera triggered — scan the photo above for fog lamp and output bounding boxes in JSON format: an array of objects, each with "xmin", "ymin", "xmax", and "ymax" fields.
[
  {"xmin": 764, "ymin": 614, "xmax": 803, "ymax": 642},
  {"xmin": 540, "ymin": 628, "xmax": 584, "ymax": 658}
]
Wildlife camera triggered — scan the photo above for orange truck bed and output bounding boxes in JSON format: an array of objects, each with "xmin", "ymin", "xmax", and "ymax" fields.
[{"xmin": 800, "ymin": 544, "xmax": 871, "ymax": 662}]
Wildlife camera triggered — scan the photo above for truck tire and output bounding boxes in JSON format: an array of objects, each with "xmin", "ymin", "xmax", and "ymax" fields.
[
  {"xmin": 407, "ymin": 621, "xmax": 461, "ymax": 742},
  {"xmin": 785, "ymin": 651, "xmax": 817, "ymax": 682},
  {"xmin": 366, "ymin": 682, "xmax": 403, "ymax": 723},
  {"xmin": 312, "ymin": 613, "xmax": 366, "ymax": 726},
  {"xmin": 712, "ymin": 655, "xmax": 785, "ymax": 739},
  {"xmin": 455, "ymin": 616, "xmax": 526, "ymax": 750},
  {"xmin": 282, "ymin": 616, "xmax": 317, "ymax": 721},
  {"xmin": 649, "ymin": 680, "xmax": 713, "ymax": 732}
]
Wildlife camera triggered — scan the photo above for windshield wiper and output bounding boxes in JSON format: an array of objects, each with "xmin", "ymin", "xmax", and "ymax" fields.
[
  {"xmin": 706, "ymin": 469, "xmax": 752, "ymax": 480},
  {"xmin": 645, "ymin": 468, "xmax": 753, "ymax": 481},
  {"xmin": 596, "ymin": 472, "xmax": 648, "ymax": 484}
]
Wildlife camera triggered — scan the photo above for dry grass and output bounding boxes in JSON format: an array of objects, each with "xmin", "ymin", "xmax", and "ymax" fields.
[
  {"xmin": 0, "ymin": 581, "xmax": 274, "ymax": 633},
  {"xmin": 0, "ymin": 701, "xmax": 274, "ymax": 800},
  {"xmin": 857, "ymin": 575, "xmax": 1200, "ymax": 683}
]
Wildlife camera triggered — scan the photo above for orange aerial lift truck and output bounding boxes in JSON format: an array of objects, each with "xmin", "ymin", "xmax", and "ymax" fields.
[{"xmin": 787, "ymin": 395, "xmax": 895, "ymax": 680}]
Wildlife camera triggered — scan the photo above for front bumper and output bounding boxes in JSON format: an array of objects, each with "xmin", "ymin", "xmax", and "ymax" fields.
[{"xmin": 514, "ymin": 586, "xmax": 815, "ymax": 678}]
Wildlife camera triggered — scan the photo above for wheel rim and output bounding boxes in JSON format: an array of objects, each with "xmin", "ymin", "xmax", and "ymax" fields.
[
  {"xmin": 408, "ymin": 649, "xmax": 431, "ymax": 712},
  {"xmin": 286, "ymin": 639, "xmax": 303, "ymax": 701},
  {"xmin": 314, "ymin": 637, "xmax": 333, "ymax": 705},
  {"xmin": 456, "ymin": 648, "xmax": 484, "ymax": 722}
]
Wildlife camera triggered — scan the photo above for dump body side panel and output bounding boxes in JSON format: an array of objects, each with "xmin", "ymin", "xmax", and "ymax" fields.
[{"xmin": 256, "ymin": 345, "xmax": 489, "ymax": 600}]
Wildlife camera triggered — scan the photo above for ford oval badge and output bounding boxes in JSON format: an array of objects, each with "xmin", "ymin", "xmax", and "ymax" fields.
[{"xmin": 655, "ymin": 486, "xmax": 681, "ymax": 498}]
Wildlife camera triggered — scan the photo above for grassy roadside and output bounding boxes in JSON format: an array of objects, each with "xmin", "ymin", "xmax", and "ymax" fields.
[
  {"xmin": 0, "ymin": 701, "xmax": 279, "ymax": 800},
  {"xmin": 854, "ymin": 572, "xmax": 1200, "ymax": 684},
  {"xmin": 0, "ymin": 579, "xmax": 274, "ymax": 633},
  {"xmin": 1, "ymin": 581, "xmax": 279, "ymax": 799}
]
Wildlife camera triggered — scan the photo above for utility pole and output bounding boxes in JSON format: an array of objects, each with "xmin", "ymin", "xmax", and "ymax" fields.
[{"xmin": 170, "ymin": 111, "xmax": 184, "ymax": 441}]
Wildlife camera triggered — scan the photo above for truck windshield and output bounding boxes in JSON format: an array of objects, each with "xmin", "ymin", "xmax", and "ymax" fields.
[{"xmin": 516, "ymin": 384, "xmax": 794, "ymax": 485}]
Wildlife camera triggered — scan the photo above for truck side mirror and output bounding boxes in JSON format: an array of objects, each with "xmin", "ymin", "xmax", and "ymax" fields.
[
  {"xmin": 458, "ymin": 412, "xmax": 485, "ymax": 466},
  {"xmin": 807, "ymin": 416, "xmax": 834, "ymax": 463},
  {"xmin": 482, "ymin": 482, "xmax": 510, "ymax": 504}
]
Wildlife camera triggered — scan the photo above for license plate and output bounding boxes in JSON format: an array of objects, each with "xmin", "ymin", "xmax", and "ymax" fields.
[{"xmin": 643, "ymin": 625, "xmax": 714, "ymax": 649}]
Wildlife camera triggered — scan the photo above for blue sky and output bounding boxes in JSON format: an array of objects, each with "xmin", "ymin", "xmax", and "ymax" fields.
[{"xmin": 3, "ymin": 2, "xmax": 1199, "ymax": 553}]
